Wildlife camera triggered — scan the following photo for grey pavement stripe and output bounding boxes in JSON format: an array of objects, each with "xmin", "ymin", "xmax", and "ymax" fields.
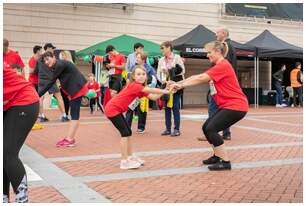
[
  {"xmin": 181, "ymin": 110, "xmax": 301, "ymax": 115},
  {"xmin": 75, "ymin": 158, "xmax": 302, "ymax": 183},
  {"xmin": 244, "ymin": 117, "xmax": 303, "ymax": 127},
  {"xmin": 21, "ymin": 145, "xmax": 111, "ymax": 203},
  {"xmin": 234, "ymin": 125, "xmax": 303, "ymax": 138},
  {"xmin": 49, "ymin": 141, "xmax": 303, "ymax": 162}
]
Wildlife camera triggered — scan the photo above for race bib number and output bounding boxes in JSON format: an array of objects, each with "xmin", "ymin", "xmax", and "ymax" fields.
[
  {"xmin": 209, "ymin": 80, "xmax": 217, "ymax": 95},
  {"xmin": 128, "ymin": 97, "xmax": 140, "ymax": 111},
  {"xmin": 109, "ymin": 68, "xmax": 115, "ymax": 75}
]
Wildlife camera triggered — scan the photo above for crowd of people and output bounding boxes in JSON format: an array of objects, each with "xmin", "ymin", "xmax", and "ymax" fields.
[
  {"xmin": 2, "ymin": 26, "xmax": 302, "ymax": 203},
  {"xmin": 273, "ymin": 62, "xmax": 303, "ymax": 107}
]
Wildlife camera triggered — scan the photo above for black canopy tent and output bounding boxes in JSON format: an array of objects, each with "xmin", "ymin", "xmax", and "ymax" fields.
[
  {"xmin": 245, "ymin": 29, "xmax": 303, "ymax": 107},
  {"xmin": 172, "ymin": 24, "xmax": 256, "ymax": 58}
]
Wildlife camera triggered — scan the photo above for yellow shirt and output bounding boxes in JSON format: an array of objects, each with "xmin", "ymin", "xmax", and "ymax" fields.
[{"xmin": 290, "ymin": 68, "xmax": 302, "ymax": 88}]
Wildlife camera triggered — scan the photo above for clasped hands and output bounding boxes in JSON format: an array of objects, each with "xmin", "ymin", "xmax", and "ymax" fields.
[{"xmin": 164, "ymin": 80, "xmax": 183, "ymax": 94}]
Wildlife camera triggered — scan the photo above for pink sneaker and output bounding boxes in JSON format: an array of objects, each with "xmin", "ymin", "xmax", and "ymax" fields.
[{"xmin": 56, "ymin": 138, "xmax": 76, "ymax": 147}]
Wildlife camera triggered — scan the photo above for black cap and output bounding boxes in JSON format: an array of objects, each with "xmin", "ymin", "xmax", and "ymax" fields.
[{"xmin": 44, "ymin": 43, "xmax": 56, "ymax": 51}]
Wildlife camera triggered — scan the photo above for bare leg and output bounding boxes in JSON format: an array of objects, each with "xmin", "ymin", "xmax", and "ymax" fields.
[
  {"xmin": 213, "ymin": 144, "xmax": 229, "ymax": 161},
  {"xmin": 66, "ymin": 120, "xmax": 79, "ymax": 141},
  {"xmin": 127, "ymin": 137, "xmax": 133, "ymax": 156},
  {"xmin": 39, "ymin": 96, "xmax": 45, "ymax": 116},
  {"xmin": 120, "ymin": 137, "xmax": 129, "ymax": 160}
]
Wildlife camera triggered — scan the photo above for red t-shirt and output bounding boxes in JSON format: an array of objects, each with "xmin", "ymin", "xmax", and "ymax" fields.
[
  {"xmin": 108, "ymin": 53, "xmax": 126, "ymax": 75},
  {"xmin": 3, "ymin": 63, "xmax": 39, "ymax": 111},
  {"xmin": 3, "ymin": 50, "xmax": 25, "ymax": 69},
  {"xmin": 105, "ymin": 82, "xmax": 149, "ymax": 117},
  {"xmin": 28, "ymin": 56, "xmax": 38, "ymax": 84},
  {"xmin": 206, "ymin": 59, "xmax": 248, "ymax": 112},
  {"xmin": 87, "ymin": 81, "xmax": 101, "ymax": 97},
  {"xmin": 62, "ymin": 84, "xmax": 88, "ymax": 101}
]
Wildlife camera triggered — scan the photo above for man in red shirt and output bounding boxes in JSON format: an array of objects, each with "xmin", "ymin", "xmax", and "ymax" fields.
[
  {"xmin": 28, "ymin": 45, "xmax": 42, "ymax": 91},
  {"xmin": 3, "ymin": 38, "xmax": 25, "ymax": 75},
  {"xmin": 105, "ymin": 45, "xmax": 126, "ymax": 98}
]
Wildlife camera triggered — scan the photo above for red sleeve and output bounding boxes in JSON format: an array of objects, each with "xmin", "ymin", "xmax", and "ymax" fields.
[
  {"xmin": 205, "ymin": 62, "xmax": 228, "ymax": 83},
  {"xmin": 16, "ymin": 53, "xmax": 25, "ymax": 68},
  {"xmin": 28, "ymin": 57, "xmax": 36, "ymax": 69}
]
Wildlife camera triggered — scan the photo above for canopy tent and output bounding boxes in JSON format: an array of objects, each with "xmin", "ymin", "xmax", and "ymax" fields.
[
  {"xmin": 76, "ymin": 34, "xmax": 165, "ymax": 58},
  {"xmin": 245, "ymin": 29, "xmax": 303, "ymax": 107},
  {"xmin": 245, "ymin": 29, "xmax": 303, "ymax": 58},
  {"xmin": 172, "ymin": 24, "xmax": 256, "ymax": 57}
]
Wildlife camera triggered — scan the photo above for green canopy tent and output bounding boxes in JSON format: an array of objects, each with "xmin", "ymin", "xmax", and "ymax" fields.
[{"xmin": 76, "ymin": 34, "xmax": 175, "ymax": 58}]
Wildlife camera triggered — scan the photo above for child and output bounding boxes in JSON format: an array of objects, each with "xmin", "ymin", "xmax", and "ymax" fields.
[
  {"xmin": 105, "ymin": 65, "xmax": 172, "ymax": 170},
  {"xmin": 87, "ymin": 73, "xmax": 104, "ymax": 114}
]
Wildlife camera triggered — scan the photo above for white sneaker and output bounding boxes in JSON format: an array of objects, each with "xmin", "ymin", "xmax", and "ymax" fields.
[
  {"xmin": 281, "ymin": 103, "xmax": 287, "ymax": 107},
  {"xmin": 291, "ymin": 104, "xmax": 295, "ymax": 108},
  {"xmin": 120, "ymin": 159, "xmax": 141, "ymax": 170},
  {"xmin": 276, "ymin": 104, "xmax": 282, "ymax": 107},
  {"xmin": 136, "ymin": 129, "xmax": 145, "ymax": 134},
  {"xmin": 128, "ymin": 155, "xmax": 145, "ymax": 165}
]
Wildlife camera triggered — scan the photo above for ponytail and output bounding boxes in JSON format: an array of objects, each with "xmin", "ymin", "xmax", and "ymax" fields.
[{"xmin": 204, "ymin": 41, "xmax": 228, "ymax": 58}]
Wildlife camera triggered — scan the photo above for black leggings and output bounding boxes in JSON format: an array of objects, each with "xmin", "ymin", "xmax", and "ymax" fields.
[
  {"xmin": 109, "ymin": 114, "xmax": 132, "ymax": 137},
  {"xmin": 60, "ymin": 88, "xmax": 70, "ymax": 116},
  {"xmin": 89, "ymin": 97, "xmax": 103, "ymax": 112},
  {"xmin": 202, "ymin": 109, "xmax": 246, "ymax": 147},
  {"xmin": 3, "ymin": 102, "xmax": 39, "ymax": 196}
]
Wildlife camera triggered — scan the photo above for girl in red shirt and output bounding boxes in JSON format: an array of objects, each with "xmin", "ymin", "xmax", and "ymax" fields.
[
  {"xmin": 105, "ymin": 65, "xmax": 172, "ymax": 170},
  {"xmin": 169, "ymin": 41, "xmax": 248, "ymax": 171},
  {"xmin": 87, "ymin": 73, "xmax": 104, "ymax": 114},
  {"xmin": 3, "ymin": 63, "xmax": 39, "ymax": 203}
]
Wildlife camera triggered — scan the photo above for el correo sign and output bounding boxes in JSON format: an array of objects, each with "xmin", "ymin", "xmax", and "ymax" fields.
[{"xmin": 185, "ymin": 47, "xmax": 207, "ymax": 53}]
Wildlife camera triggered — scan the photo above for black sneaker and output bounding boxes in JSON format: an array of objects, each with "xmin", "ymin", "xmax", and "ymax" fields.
[
  {"xmin": 39, "ymin": 117, "xmax": 49, "ymax": 122},
  {"xmin": 61, "ymin": 116, "xmax": 70, "ymax": 122},
  {"xmin": 223, "ymin": 133, "xmax": 231, "ymax": 140},
  {"xmin": 161, "ymin": 130, "xmax": 171, "ymax": 136},
  {"xmin": 171, "ymin": 129, "xmax": 181, "ymax": 137},
  {"xmin": 202, "ymin": 155, "xmax": 220, "ymax": 165},
  {"xmin": 208, "ymin": 159, "xmax": 231, "ymax": 171}
]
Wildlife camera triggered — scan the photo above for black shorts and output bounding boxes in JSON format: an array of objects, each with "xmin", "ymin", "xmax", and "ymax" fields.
[
  {"xmin": 48, "ymin": 84, "xmax": 60, "ymax": 95},
  {"xmin": 69, "ymin": 96, "xmax": 82, "ymax": 120},
  {"xmin": 109, "ymin": 75, "xmax": 122, "ymax": 93},
  {"xmin": 108, "ymin": 114, "xmax": 132, "ymax": 138}
]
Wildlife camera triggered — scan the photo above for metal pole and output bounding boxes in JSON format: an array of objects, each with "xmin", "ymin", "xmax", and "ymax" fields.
[
  {"xmin": 257, "ymin": 56, "xmax": 259, "ymax": 108},
  {"xmin": 254, "ymin": 56, "xmax": 257, "ymax": 108}
]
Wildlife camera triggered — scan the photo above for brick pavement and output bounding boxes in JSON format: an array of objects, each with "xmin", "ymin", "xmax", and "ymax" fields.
[{"xmin": 19, "ymin": 107, "xmax": 303, "ymax": 203}]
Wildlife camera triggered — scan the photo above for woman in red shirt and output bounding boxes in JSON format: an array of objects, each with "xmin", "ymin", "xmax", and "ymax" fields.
[
  {"xmin": 3, "ymin": 63, "xmax": 39, "ymax": 203},
  {"xmin": 87, "ymin": 73, "xmax": 104, "ymax": 114},
  {"xmin": 105, "ymin": 65, "xmax": 172, "ymax": 170},
  {"xmin": 169, "ymin": 41, "xmax": 248, "ymax": 171}
]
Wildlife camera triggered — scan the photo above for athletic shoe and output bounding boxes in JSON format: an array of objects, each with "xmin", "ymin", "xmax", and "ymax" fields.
[
  {"xmin": 3, "ymin": 194, "xmax": 9, "ymax": 203},
  {"xmin": 202, "ymin": 155, "xmax": 220, "ymax": 165},
  {"xmin": 281, "ymin": 103, "xmax": 288, "ymax": 107},
  {"xmin": 120, "ymin": 159, "xmax": 141, "ymax": 170},
  {"xmin": 56, "ymin": 138, "xmax": 76, "ymax": 147},
  {"xmin": 208, "ymin": 159, "xmax": 231, "ymax": 171},
  {"xmin": 128, "ymin": 155, "xmax": 145, "ymax": 165},
  {"xmin": 276, "ymin": 104, "xmax": 282, "ymax": 108},
  {"xmin": 61, "ymin": 116, "xmax": 70, "ymax": 122},
  {"xmin": 171, "ymin": 129, "xmax": 181, "ymax": 137},
  {"xmin": 161, "ymin": 130, "xmax": 171, "ymax": 136},
  {"xmin": 223, "ymin": 133, "xmax": 231, "ymax": 140},
  {"xmin": 38, "ymin": 116, "xmax": 49, "ymax": 122},
  {"xmin": 136, "ymin": 129, "xmax": 145, "ymax": 134}
]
